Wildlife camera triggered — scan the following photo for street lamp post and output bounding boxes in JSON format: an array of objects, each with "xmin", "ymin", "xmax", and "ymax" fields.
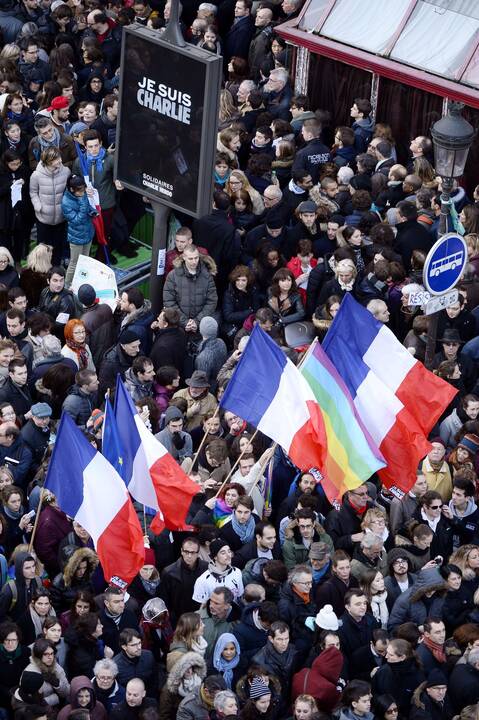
[{"xmin": 424, "ymin": 102, "xmax": 475, "ymax": 369}]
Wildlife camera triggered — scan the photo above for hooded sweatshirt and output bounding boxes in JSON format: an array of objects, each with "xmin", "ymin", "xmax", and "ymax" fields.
[{"xmin": 57, "ymin": 675, "xmax": 107, "ymax": 720}]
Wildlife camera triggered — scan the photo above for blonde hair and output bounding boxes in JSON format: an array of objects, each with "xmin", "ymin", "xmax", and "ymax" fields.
[
  {"xmin": 361, "ymin": 507, "xmax": 388, "ymax": 532},
  {"xmin": 334, "ymin": 259, "xmax": 357, "ymax": 278},
  {"xmin": 0, "ymin": 44, "xmax": 20, "ymax": 61},
  {"xmin": 219, "ymin": 89, "xmax": 237, "ymax": 123},
  {"xmin": 25, "ymin": 244, "xmax": 53, "ymax": 273}
]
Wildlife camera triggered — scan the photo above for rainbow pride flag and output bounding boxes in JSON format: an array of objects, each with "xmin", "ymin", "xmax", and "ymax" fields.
[{"xmin": 301, "ymin": 341, "xmax": 386, "ymax": 502}]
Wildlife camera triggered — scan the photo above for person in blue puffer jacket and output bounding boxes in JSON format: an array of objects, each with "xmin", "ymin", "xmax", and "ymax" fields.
[{"xmin": 61, "ymin": 174, "xmax": 97, "ymax": 288}]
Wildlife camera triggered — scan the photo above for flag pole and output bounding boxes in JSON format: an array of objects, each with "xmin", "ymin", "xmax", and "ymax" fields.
[
  {"xmin": 214, "ymin": 428, "xmax": 260, "ymax": 498},
  {"xmin": 189, "ymin": 405, "xmax": 220, "ymax": 472},
  {"xmin": 142, "ymin": 505, "xmax": 148, "ymax": 536},
  {"xmin": 245, "ymin": 338, "xmax": 318, "ymax": 501},
  {"xmin": 28, "ymin": 488, "xmax": 45, "ymax": 554}
]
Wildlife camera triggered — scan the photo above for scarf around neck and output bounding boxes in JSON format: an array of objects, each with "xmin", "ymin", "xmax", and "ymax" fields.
[
  {"xmin": 38, "ymin": 126, "xmax": 60, "ymax": 150},
  {"xmin": 370, "ymin": 590, "xmax": 389, "ymax": 628},
  {"xmin": 66, "ymin": 339, "xmax": 89, "ymax": 369},
  {"xmin": 231, "ymin": 512, "xmax": 255, "ymax": 543},
  {"xmin": 422, "ymin": 633, "xmax": 446, "ymax": 663},
  {"xmin": 87, "ymin": 146, "xmax": 106, "ymax": 173},
  {"xmin": 213, "ymin": 633, "xmax": 239, "ymax": 689}
]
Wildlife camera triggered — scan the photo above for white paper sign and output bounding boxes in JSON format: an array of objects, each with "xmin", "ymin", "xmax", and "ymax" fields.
[{"xmin": 71, "ymin": 255, "xmax": 118, "ymax": 310}]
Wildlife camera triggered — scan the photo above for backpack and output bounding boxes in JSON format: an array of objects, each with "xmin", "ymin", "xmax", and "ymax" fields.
[{"xmin": 5, "ymin": 575, "xmax": 43, "ymax": 613}]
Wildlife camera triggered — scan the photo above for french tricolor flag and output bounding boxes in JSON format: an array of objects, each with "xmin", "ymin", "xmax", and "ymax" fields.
[
  {"xmin": 111, "ymin": 377, "xmax": 199, "ymax": 533},
  {"xmin": 323, "ymin": 294, "xmax": 457, "ymax": 494},
  {"xmin": 221, "ymin": 325, "xmax": 328, "ymax": 472},
  {"xmin": 45, "ymin": 413, "xmax": 145, "ymax": 585}
]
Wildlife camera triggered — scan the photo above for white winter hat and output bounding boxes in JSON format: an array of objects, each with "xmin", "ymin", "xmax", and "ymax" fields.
[{"xmin": 315, "ymin": 604, "xmax": 339, "ymax": 631}]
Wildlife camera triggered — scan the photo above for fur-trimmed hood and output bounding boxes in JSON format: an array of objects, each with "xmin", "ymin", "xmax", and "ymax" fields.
[
  {"xmin": 172, "ymin": 253, "xmax": 218, "ymax": 276},
  {"xmin": 409, "ymin": 567, "xmax": 447, "ymax": 603},
  {"xmin": 166, "ymin": 651, "xmax": 206, "ymax": 692},
  {"xmin": 62, "ymin": 547, "xmax": 98, "ymax": 588}
]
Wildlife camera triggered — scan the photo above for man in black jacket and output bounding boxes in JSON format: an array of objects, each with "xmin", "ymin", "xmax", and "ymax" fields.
[
  {"xmin": 98, "ymin": 330, "xmax": 141, "ymax": 398},
  {"xmin": 0, "ymin": 358, "xmax": 32, "ymax": 425},
  {"xmin": 233, "ymin": 522, "xmax": 282, "ymax": 569},
  {"xmin": 98, "ymin": 587, "xmax": 139, "ymax": 655},
  {"xmin": 79, "ymin": 284, "xmax": 116, "ymax": 370},
  {"xmin": 338, "ymin": 589, "xmax": 379, "ymax": 660},
  {"xmin": 150, "ymin": 308, "xmax": 187, "ymax": 378},
  {"xmin": 394, "ymin": 201, "xmax": 432, "ymax": 272},
  {"xmin": 325, "ymin": 484, "xmax": 374, "ymax": 555},
  {"xmin": 315, "ymin": 549, "xmax": 359, "ymax": 618},
  {"xmin": 224, "ymin": 0, "xmax": 254, "ymax": 64},
  {"xmin": 292, "ymin": 118, "xmax": 331, "ymax": 184},
  {"xmin": 20, "ymin": 402, "xmax": 51, "ymax": 471},
  {"xmin": 193, "ymin": 191, "xmax": 240, "ymax": 280},
  {"xmin": 38, "ymin": 267, "xmax": 77, "ymax": 340},
  {"xmin": 159, "ymin": 536, "xmax": 207, "ymax": 625},
  {"xmin": 113, "ymin": 629, "xmax": 157, "ymax": 697}
]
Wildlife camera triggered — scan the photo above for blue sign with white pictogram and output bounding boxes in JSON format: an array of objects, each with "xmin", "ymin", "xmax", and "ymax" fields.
[{"xmin": 423, "ymin": 232, "xmax": 468, "ymax": 296}]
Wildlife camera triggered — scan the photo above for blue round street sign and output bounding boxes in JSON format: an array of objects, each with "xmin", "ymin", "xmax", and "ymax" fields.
[{"xmin": 423, "ymin": 232, "xmax": 467, "ymax": 296}]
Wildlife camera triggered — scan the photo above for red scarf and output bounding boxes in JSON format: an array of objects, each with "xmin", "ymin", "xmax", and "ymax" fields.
[
  {"xmin": 66, "ymin": 339, "xmax": 89, "ymax": 370},
  {"xmin": 422, "ymin": 634, "xmax": 446, "ymax": 663}
]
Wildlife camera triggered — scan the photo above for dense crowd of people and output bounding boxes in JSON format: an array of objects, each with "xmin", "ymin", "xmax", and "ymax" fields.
[{"xmin": 0, "ymin": 0, "xmax": 476, "ymax": 720}]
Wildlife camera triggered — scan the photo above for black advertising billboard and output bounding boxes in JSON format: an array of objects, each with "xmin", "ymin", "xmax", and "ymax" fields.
[{"xmin": 115, "ymin": 25, "xmax": 222, "ymax": 217}]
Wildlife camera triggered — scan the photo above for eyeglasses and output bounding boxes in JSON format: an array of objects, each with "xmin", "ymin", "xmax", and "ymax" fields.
[
  {"xmin": 296, "ymin": 579, "xmax": 313, "ymax": 586},
  {"xmin": 97, "ymin": 675, "xmax": 114, "ymax": 682},
  {"xmin": 42, "ymin": 650, "xmax": 55, "ymax": 657},
  {"xmin": 182, "ymin": 549, "xmax": 198, "ymax": 555},
  {"xmin": 429, "ymin": 504, "xmax": 442, "ymax": 510}
]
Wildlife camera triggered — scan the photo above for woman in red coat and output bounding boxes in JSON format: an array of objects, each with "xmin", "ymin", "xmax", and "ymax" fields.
[{"xmin": 291, "ymin": 645, "xmax": 343, "ymax": 712}]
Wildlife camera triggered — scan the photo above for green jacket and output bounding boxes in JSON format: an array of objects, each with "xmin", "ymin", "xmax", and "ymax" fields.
[
  {"xmin": 282, "ymin": 522, "xmax": 334, "ymax": 570},
  {"xmin": 72, "ymin": 152, "xmax": 116, "ymax": 210}
]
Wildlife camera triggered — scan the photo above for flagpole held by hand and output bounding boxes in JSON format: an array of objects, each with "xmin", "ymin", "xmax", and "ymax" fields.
[
  {"xmin": 214, "ymin": 428, "xmax": 259, "ymax": 498},
  {"xmin": 189, "ymin": 405, "xmax": 220, "ymax": 472},
  {"xmin": 28, "ymin": 488, "xmax": 45, "ymax": 554}
]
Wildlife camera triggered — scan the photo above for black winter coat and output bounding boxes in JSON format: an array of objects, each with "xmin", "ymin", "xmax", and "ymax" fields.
[
  {"xmin": 221, "ymin": 283, "xmax": 260, "ymax": 336},
  {"xmin": 0, "ymin": 162, "xmax": 33, "ymax": 233},
  {"xmin": 325, "ymin": 498, "xmax": 374, "ymax": 555},
  {"xmin": 81, "ymin": 304, "xmax": 117, "ymax": 370},
  {"xmin": 0, "ymin": 377, "xmax": 32, "ymax": 423},
  {"xmin": 98, "ymin": 343, "xmax": 133, "ymax": 397},
  {"xmin": 233, "ymin": 538, "xmax": 282, "ymax": 570},
  {"xmin": 394, "ymin": 219, "xmax": 432, "ymax": 272},
  {"xmin": 193, "ymin": 209, "xmax": 240, "ymax": 275},
  {"xmin": 277, "ymin": 582, "xmax": 316, "ymax": 653},
  {"xmin": 292, "ymin": 138, "xmax": 331, "ymax": 185},
  {"xmin": 410, "ymin": 691, "xmax": 453, "ymax": 720},
  {"xmin": 64, "ymin": 627, "xmax": 103, "ymax": 680},
  {"xmin": 448, "ymin": 662, "xmax": 479, "ymax": 712},
  {"xmin": 158, "ymin": 557, "xmax": 207, "ymax": 625},
  {"xmin": 315, "ymin": 574, "xmax": 359, "ymax": 619},
  {"xmin": 0, "ymin": 644, "xmax": 30, "ymax": 707},
  {"xmin": 98, "ymin": 607, "xmax": 139, "ymax": 655},
  {"xmin": 337, "ymin": 611, "xmax": 379, "ymax": 660},
  {"xmin": 149, "ymin": 326, "xmax": 187, "ymax": 377},
  {"xmin": 62, "ymin": 385, "xmax": 96, "ymax": 427},
  {"xmin": 372, "ymin": 658, "xmax": 426, "ymax": 717},
  {"xmin": 224, "ymin": 15, "xmax": 254, "ymax": 61},
  {"xmin": 20, "ymin": 419, "xmax": 49, "ymax": 468}
]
